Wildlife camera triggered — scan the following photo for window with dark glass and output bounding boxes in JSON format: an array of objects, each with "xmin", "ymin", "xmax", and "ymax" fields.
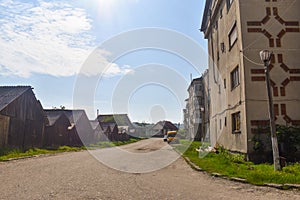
[
  {"xmin": 228, "ymin": 22, "xmax": 237, "ymax": 49},
  {"xmin": 232, "ymin": 112, "xmax": 241, "ymax": 134},
  {"xmin": 230, "ymin": 66, "xmax": 239, "ymax": 89}
]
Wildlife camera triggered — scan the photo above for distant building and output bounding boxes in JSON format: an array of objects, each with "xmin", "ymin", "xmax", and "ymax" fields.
[
  {"xmin": 183, "ymin": 99, "xmax": 189, "ymax": 131},
  {"xmin": 151, "ymin": 120, "xmax": 178, "ymax": 137},
  {"xmin": 202, "ymin": 70, "xmax": 210, "ymax": 142},
  {"xmin": 90, "ymin": 120, "xmax": 105, "ymax": 142},
  {"xmin": 44, "ymin": 109, "xmax": 94, "ymax": 146},
  {"xmin": 44, "ymin": 110, "xmax": 71, "ymax": 147},
  {"xmin": 97, "ymin": 114, "xmax": 133, "ymax": 141},
  {"xmin": 201, "ymin": 0, "xmax": 300, "ymax": 161},
  {"xmin": 186, "ymin": 77, "xmax": 205, "ymax": 141},
  {"xmin": 0, "ymin": 86, "xmax": 46, "ymax": 148}
]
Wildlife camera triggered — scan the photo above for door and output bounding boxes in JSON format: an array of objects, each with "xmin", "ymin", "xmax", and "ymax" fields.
[{"xmin": 0, "ymin": 115, "xmax": 10, "ymax": 148}]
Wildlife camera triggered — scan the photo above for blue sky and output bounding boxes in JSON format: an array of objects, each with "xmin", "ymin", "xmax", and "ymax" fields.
[{"xmin": 0, "ymin": 0, "xmax": 208, "ymax": 123}]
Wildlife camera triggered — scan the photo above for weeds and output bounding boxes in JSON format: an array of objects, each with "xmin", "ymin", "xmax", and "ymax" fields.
[
  {"xmin": 0, "ymin": 138, "xmax": 140, "ymax": 161},
  {"xmin": 178, "ymin": 141, "xmax": 300, "ymax": 185}
]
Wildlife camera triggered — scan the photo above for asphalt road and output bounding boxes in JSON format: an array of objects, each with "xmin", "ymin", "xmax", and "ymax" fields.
[{"xmin": 0, "ymin": 138, "xmax": 299, "ymax": 200}]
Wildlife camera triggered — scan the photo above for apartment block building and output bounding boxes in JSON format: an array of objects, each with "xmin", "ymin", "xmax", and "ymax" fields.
[
  {"xmin": 186, "ymin": 77, "xmax": 205, "ymax": 141},
  {"xmin": 201, "ymin": 0, "xmax": 300, "ymax": 161}
]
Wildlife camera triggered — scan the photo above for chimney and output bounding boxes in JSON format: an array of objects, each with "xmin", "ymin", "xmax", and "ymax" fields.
[{"xmin": 97, "ymin": 109, "xmax": 99, "ymax": 118}]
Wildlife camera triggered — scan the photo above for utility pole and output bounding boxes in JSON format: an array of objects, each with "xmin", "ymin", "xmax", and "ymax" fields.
[{"xmin": 260, "ymin": 50, "xmax": 281, "ymax": 171}]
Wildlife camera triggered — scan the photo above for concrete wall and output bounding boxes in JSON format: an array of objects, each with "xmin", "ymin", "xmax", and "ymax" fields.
[{"xmin": 203, "ymin": 0, "xmax": 300, "ymax": 159}]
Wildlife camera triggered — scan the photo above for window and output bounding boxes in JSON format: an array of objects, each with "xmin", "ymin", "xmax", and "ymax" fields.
[
  {"xmin": 194, "ymin": 84, "xmax": 200, "ymax": 92},
  {"xmin": 230, "ymin": 66, "xmax": 240, "ymax": 89},
  {"xmin": 224, "ymin": 79, "xmax": 226, "ymax": 89},
  {"xmin": 228, "ymin": 22, "xmax": 237, "ymax": 49},
  {"xmin": 232, "ymin": 112, "xmax": 241, "ymax": 134},
  {"xmin": 220, "ymin": 8, "xmax": 223, "ymax": 19},
  {"xmin": 224, "ymin": 117, "xmax": 227, "ymax": 127},
  {"xmin": 220, "ymin": 42, "xmax": 225, "ymax": 53},
  {"xmin": 226, "ymin": 0, "xmax": 234, "ymax": 11}
]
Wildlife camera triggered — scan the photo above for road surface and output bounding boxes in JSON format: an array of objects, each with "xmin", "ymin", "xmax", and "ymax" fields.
[{"xmin": 0, "ymin": 138, "xmax": 299, "ymax": 200}]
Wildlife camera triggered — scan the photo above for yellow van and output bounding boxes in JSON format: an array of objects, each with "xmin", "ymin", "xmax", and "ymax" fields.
[{"xmin": 166, "ymin": 131, "xmax": 179, "ymax": 144}]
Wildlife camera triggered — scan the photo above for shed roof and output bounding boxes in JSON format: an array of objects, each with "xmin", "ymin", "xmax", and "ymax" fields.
[
  {"xmin": 0, "ymin": 86, "xmax": 32, "ymax": 112},
  {"xmin": 44, "ymin": 110, "xmax": 69, "ymax": 126},
  {"xmin": 90, "ymin": 120, "xmax": 102, "ymax": 130},
  {"xmin": 152, "ymin": 120, "xmax": 178, "ymax": 131},
  {"xmin": 44, "ymin": 109, "xmax": 87, "ymax": 124},
  {"xmin": 97, "ymin": 114, "xmax": 133, "ymax": 127}
]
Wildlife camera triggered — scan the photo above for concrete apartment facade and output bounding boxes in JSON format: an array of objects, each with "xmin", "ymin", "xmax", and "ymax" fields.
[
  {"xmin": 201, "ymin": 0, "xmax": 300, "ymax": 160},
  {"xmin": 186, "ymin": 77, "xmax": 205, "ymax": 141}
]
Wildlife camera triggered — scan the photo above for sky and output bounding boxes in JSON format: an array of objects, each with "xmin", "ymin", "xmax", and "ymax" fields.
[{"xmin": 0, "ymin": 0, "xmax": 208, "ymax": 123}]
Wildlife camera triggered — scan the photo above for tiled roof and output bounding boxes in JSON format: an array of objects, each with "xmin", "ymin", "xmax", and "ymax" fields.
[{"xmin": 0, "ymin": 86, "xmax": 32, "ymax": 112}]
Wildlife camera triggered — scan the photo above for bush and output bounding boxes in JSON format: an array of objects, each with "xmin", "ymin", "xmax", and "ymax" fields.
[{"xmin": 277, "ymin": 125, "xmax": 300, "ymax": 162}]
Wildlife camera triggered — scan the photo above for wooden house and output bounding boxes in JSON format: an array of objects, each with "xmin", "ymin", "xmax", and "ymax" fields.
[
  {"xmin": 90, "ymin": 120, "xmax": 105, "ymax": 142},
  {"xmin": 151, "ymin": 121, "xmax": 178, "ymax": 137},
  {"xmin": 44, "ymin": 110, "xmax": 71, "ymax": 147},
  {"xmin": 97, "ymin": 114, "xmax": 133, "ymax": 141},
  {"xmin": 63, "ymin": 110, "xmax": 93, "ymax": 146},
  {"xmin": 0, "ymin": 86, "xmax": 45, "ymax": 148}
]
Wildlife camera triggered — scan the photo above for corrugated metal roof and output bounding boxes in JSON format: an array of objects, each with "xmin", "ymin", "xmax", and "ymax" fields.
[{"xmin": 0, "ymin": 86, "xmax": 31, "ymax": 112}]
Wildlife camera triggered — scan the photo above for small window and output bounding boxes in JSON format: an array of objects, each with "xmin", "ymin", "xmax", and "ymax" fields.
[
  {"xmin": 228, "ymin": 22, "xmax": 237, "ymax": 49},
  {"xmin": 220, "ymin": 8, "xmax": 223, "ymax": 19},
  {"xmin": 220, "ymin": 42, "xmax": 225, "ymax": 53},
  {"xmin": 226, "ymin": 0, "xmax": 234, "ymax": 11},
  {"xmin": 194, "ymin": 84, "xmax": 200, "ymax": 91},
  {"xmin": 232, "ymin": 112, "xmax": 241, "ymax": 134},
  {"xmin": 220, "ymin": 119, "xmax": 222, "ymax": 130},
  {"xmin": 224, "ymin": 117, "xmax": 227, "ymax": 127},
  {"xmin": 224, "ymin": 79, "xmax": 226, "ymax": 89},
  {"xmin": 231, "ymin": 66, "xmax": 240, "ymax": 89}
]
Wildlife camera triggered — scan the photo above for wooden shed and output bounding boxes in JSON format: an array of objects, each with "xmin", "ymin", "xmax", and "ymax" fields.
[
  {"xmin": 44, "ymin": 110, "xmax": 71, "ymax": 147},
  {"xmin": 97, "ymin": 114, "xmax": 133, "ymax": 141},
  {"xmin": 151, "ymin": 120, "xmax": 178, "ymax": 137},
  {"xmin": 63, "ymin": 110, "xmax": 93, "ymax": 146},
  {"xmin": 0, "ymin": 86, "xmax": 46, "ymax": 149},
  {"xmin": 90, "ymin": 120, "xmax": 105, "ymax": 142}
]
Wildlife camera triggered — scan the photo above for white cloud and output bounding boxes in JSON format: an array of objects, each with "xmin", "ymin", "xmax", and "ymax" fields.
[{"xmin": 0, "ymin": 0, "xmax": 131, "ymax": 78}]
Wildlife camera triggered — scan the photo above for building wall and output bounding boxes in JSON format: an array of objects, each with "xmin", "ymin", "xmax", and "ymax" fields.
[
  {"xmin": 205, "ymin": 0, "xmax": 248, "ymax": 153},
  {"xmin": 239, "ymin": 0, "xmax": 300, "ymax": 158},
  {"xmin": 0, "ymin": 115, "xmax": 10, "ymax": 148},
  {"xmin": 203, "ymin": 0, "xmax": 300, "ymax": 158},
  {"xmin": 44, "ymin": 114, "xmax": 71, "ymax": 147},
  {"xmin": 0, "ymin": 89, "xmax": 45, "ymax": 148},
  {"xmin": 202, "ymin": 70, "xmax": 210, "ymax": 142},
  {"xmin": 187, "ymin": 78, "xmax": 204, "ymax": 141}
]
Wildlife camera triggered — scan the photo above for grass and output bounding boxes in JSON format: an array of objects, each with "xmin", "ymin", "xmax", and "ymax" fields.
[
  {"xmin": 175, "ymin": 141, "xmax": 300, "ymax": 185},
  {"xmin": 0, "ymin": 146, "xmax": 86, "ymax": 161},
  {"xmin": 0, "ymin": 138, "xmax": 141, "ymax": 161}
]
